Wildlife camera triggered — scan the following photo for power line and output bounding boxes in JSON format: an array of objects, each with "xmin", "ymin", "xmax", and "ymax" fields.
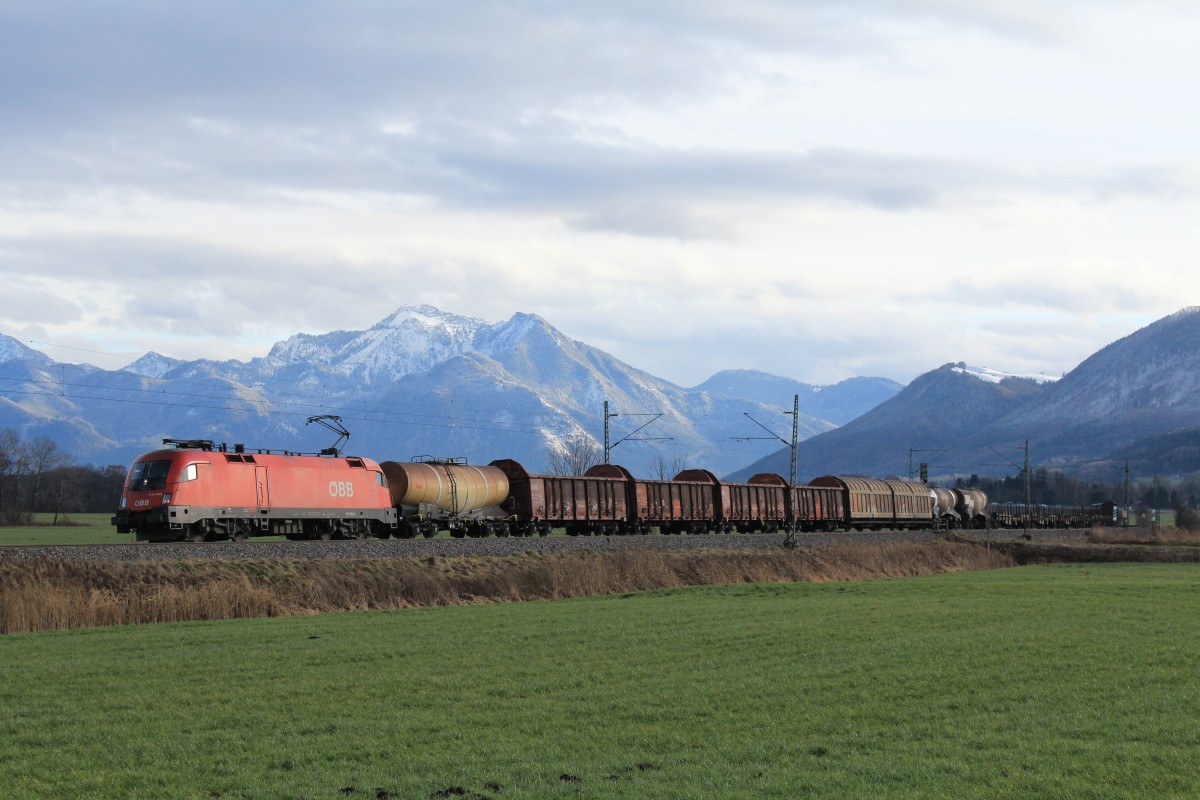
[
  {"xmin": 0, "ymin": 383, "xmax": 577, "ymax": 438},
  {"xmin": 3, "ymin": 336, "xmax": 141, "ymax": 363}
]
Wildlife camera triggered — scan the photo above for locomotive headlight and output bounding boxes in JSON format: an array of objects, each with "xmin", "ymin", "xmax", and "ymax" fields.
[{"xmin": 162, "ymin": 493, "xmax": 172, "ymax": 505}]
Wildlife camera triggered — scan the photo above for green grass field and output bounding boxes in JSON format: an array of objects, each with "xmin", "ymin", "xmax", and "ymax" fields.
[
  {"xmin": 0, "ymin": 513, "xmax": 134, "ymax": 545},
  {"xmin": 3, "ymin": 563, "xmax": 1198, "ymax": 799}
]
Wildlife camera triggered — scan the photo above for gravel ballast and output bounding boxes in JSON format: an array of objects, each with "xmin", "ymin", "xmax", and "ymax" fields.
[{"xmin": 0, "ymin": 528, "xmax": 1083, "ymax": 563}]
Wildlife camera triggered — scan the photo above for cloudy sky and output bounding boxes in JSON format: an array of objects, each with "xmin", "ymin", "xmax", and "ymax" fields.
[{"xmin": 1, "ymin": 1, "xmax": 1197, "ymax": 387}]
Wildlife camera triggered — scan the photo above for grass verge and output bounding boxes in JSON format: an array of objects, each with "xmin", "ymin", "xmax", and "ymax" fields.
[{"xmin": 0, "ymin": 513, "xmax": 133, "ymax": 546}]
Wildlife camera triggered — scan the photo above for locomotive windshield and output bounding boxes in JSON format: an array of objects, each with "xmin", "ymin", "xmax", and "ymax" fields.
[{"xmin": 127, "ymin": 459, "xmax": 172, "ymax": 491}]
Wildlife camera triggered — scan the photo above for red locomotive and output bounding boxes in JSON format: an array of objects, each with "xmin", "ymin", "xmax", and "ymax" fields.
[{"xmin": 113, "ymin": 439, "xmax": 396, "ymax": 542}]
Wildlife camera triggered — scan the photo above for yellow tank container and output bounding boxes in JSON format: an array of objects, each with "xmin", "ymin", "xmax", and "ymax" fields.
[{"xmin": 380, "ymin": 461, "xmax": 510, "ymax": 514}]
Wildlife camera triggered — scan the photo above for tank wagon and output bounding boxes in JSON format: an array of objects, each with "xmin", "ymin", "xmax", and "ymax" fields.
[
  {"xmin": 930, "ymin": 487, "xmax": 959, "ymax": 529},
  {"xmin": 380, "ymin": 457, "xmax": 511, "ymax": 538},
  {"xmin": 113, "ymin": 439, "xmax": 396, "ymax": 542},
  {"xmin": 953, "ymin": 488, "xmax": 990, "ymax": 528}
]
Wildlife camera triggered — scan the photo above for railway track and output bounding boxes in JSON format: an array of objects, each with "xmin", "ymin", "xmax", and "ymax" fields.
[{"xmin": 0, "ymin": 528, "xmax": 1083, "ymax": 563}]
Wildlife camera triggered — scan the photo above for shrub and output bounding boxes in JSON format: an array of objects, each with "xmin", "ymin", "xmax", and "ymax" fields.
[{"xmin": 1176, "ymin": 507, "xmax": 1200, "ymax": 531}]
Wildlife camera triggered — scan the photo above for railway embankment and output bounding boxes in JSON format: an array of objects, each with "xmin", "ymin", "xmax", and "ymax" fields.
[
  {"xmin": 2, "ymin": 539, "xmax": 1009, "ymax": 634},
  {"xmin": 6, "ymin": 528, "xmax": 1193, "ymax": 635}
]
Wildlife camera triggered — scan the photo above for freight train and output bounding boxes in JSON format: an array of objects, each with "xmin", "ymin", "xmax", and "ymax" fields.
[{"xmin": 112, "ymin": 438, "xmax": 1112, "ymax": 542}]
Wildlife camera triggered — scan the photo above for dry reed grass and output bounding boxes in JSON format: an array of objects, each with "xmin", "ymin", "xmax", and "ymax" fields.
[{"xmin": 0, "ymin": 541, "xmax": 1013, "ymax": 635}]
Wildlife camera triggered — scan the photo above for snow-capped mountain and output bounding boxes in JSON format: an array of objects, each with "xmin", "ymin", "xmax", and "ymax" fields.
[
  {"xmin": 0, "ymin": 336, "xmax": 53, "ymax": 366},
  {"xmin": 0, "ymin": 308, "xmax": 861, "ymax": 475},
  {"xmin": 263, "ymin": 306, "xmax": 488, "ymax": 384},
  {"xmin": 124, "ymin": 352, "xmax": 186, "ymax": 379},
  {"xmin": 949, "ymin": 364, "xmax": 1060, "ymax": 385}
]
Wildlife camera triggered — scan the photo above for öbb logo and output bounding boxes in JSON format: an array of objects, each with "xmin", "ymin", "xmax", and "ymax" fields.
[{"xmin": 328, "ymin": 481, "xmax": 355, "ymax": 498}]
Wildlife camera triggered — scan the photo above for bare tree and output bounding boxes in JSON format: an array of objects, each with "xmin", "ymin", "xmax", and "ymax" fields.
[
  {"xmin": 651, "ymin": 452, "xmax": 689, "ymax": 481},
  {"xmin": 545, "ymin": 432, "xmax": 602, "ymax": 476},
  {"xmin": 25, "ymin": 435, "xmax": 71, "ymax": 517},
  {"xmin": 0, "ymin": 428, "xmax": 28, "ymax": 523}
]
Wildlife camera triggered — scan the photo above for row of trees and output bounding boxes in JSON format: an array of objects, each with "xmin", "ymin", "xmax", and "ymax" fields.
[
  {"xmin": 952, "ymin": 468, "xmax": 1200, "ymax": 511},
  {"xmin": 0, "ymin": 429, "xmax": 126, "ymax": 523},
  {"xmin": 952, "ymin": 470, "xmax": 1112, "ymax": 507}
]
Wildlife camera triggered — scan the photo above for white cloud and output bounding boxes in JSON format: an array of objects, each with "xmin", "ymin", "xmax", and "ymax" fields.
[{"xmin": 1, "ymin": 1, "xmax": 1198, "ymax": 389}]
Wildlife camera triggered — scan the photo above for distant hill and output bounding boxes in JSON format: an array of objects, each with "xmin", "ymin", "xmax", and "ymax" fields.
[
  {"xmin": 690, "ymin": 370, "xmax": 901, "ymax": 425},
  {"xmin": 727, "ymin": 364, "xmax": 1049, "ymax": 481},
  {"xmin": 730, "ymin": 307, "xmax": 1200, "ymax": 482}
]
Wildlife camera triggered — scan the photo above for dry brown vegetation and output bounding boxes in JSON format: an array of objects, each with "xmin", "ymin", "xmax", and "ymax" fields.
[
  {"xmin": 1, "ymin": 541, "xmax": 1012, "ymax": 635},
  {"xmin": 1084, "ymin": 525, "xmax": 1200, "ymax": 546},
  {"xmin": 988, "ymin": 527, "xmax": 1200, "ymax": 566}
]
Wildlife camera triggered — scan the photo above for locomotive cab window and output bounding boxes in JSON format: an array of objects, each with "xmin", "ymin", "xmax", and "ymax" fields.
[{"xmin": 128, "ymin": 459, "xmax": 171, "ymax": 491}]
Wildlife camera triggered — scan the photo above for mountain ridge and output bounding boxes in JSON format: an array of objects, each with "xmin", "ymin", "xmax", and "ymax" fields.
[
  {"xmin": 730, "ymin": 307, "xmax": 1200, "ymax": 482},
  {"xmin": 17, "ymin": 305, "xmax": 1192, "ymax": 482},
  {"xmin": 0, "ymin": 306, "xmax": 896, "ymax": 475}
]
